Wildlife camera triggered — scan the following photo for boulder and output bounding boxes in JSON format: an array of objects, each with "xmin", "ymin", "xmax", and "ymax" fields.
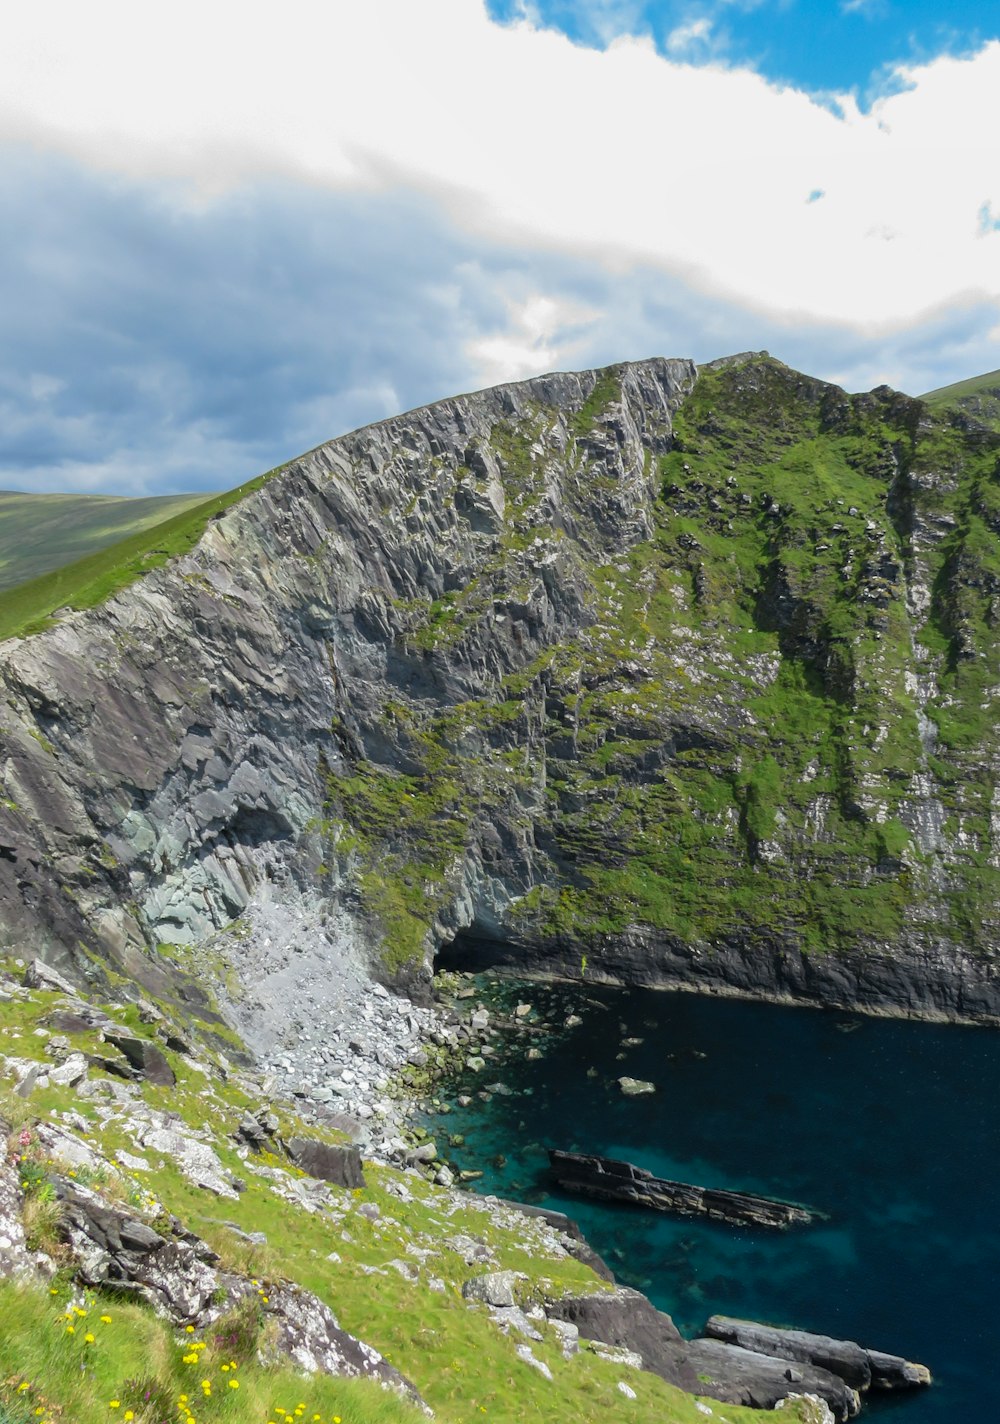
[
  {"xmin": 48, "ymin": 1052, "xmax": 89, "ymax": 1088},
  {"xmin": 545, "ymin": 1286, "xmax": 700, "ymax": 1393},
  {"xmin": 285, "ymin": 1137, "xmax": 365, "ymax": 1189},
  {"xmin": 462, "ymin": 1270, "xmax": 522, "ymax": 1308},
  {"xmin": 103, "ymin": 1034, "xmax": 176, "ymax": 1087},
  {"xmin": 704, "ymin": 1316, "xmax": 871, "ymax": 1389},
  {"xmin": 703, "ymin": 1316, "xmax": 932, "ymax": 1393},
  {"xmin": 683, "ymin": 1339, "xmax": 861, "ymax": 1421},
  {"xmin": 24, "ymin": 959, "xmax": 78, "ymax": 995},
  {"xmin": 57, "ymin": 1181, "xmax": 223, "ymax": 1321},
  {"xmin": 129, "ymin": 1121, "xmax": 239, "ymax": 1198},
  {"xmin": 261, "ymin": 1281, "xmax": 426, "ymax": 1405}
]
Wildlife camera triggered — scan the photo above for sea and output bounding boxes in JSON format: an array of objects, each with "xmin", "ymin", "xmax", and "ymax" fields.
[{"xmin": 421, "ymin": 977, "xmax": 1000, "ymax": 1420}]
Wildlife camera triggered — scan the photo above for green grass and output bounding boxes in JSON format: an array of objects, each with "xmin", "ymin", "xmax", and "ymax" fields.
[
  {"xmin": 0, "ymin": 491, "xmax": 217, "ymax": 594},
  {"xmin": 0, "ymin": 1280, "xmax": 420, "ymax": 1424},
  {"xmin": 921, "ymin": 367, "xmax": 1000, "ymax": 431},
  {"xmin": 921, "ymin": 367, "xmax": 1000, "ymax": 405},
  {"xmin": 0, "ymin": 978, "xmax": 809, "ymax": 1424},
  {"xmin": 0, "ymin": 469, "xmax": 282, "ymax": 642}
]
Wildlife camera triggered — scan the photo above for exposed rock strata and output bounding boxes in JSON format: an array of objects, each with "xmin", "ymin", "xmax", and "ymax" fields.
[
  {"xmin": 703, "ymin": 1316, "xmax": 931, "ymax": 1392},
  {"xmin": 0, "ymin": 355, "xmax": 998, "ymax": 1019},
  {"xmin": 548, "ymin": 1148, "xmax": 814, "ymax": 1228}
]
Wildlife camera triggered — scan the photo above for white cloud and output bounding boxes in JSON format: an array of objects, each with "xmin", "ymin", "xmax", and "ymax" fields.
[
  {"xmin": 466, "ymin": 292, "xmax": 601, "ymax": 385},
  {"xmin": 666, "ymin": 17, "xmax": 714, "ymax": 54},
  {"xmin": 0, "ymin": 2, "xmax": 999, "ymax": 337}
]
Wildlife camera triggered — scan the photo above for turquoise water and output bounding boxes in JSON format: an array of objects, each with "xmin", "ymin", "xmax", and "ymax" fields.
[{"xmin": 424, "ymin": 981, "xmax": 999, "ymax": 1420}]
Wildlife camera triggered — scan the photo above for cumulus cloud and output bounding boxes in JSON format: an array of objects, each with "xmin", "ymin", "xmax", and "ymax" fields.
[
  {"xmin": 1, "ymin": 152, "xmax": 997, "ymax": 496},
  {"xmin": 1, "ymin": 3, "xmax": 999, "ymax": 494},
  {"xmin": 1, "ymin": 1, "xmax": 999, "ymax": 333}
]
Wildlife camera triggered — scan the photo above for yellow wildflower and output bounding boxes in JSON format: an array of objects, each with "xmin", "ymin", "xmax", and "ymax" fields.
[
  {"xmin": 109, "ymin": 1402, "xmax": 120, "ymax": 1410},
  {"xmin": 228, "ymin": 1380, "xmax": 239, "ymax": 1390},
  {"xmin": 100, "ymin": 1314, "xmax": 112, "ymax": 1323},
  {"xmin": 84, "ymin": 1333, "xmax": 95, "ymax": 1343}
]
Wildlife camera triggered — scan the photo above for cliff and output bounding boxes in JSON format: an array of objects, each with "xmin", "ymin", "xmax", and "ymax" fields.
[{"xmin": 2, "ymin": 353, "xmax": 999, "ymax": 1020}]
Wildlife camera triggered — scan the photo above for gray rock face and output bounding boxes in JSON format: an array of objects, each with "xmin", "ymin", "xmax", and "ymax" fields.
[
  {"xmin": 0, "ymin": 355, "xmax": 998, "ymax": 1021},
  {"xmin": 285, "ymin": 1137, "xmax": 365, "ymax": 1189},
  {"xmin": 683, "ymin": 1338, "xmax": 861, "ymax": 1421},
  {"xmin": 55, "ymin": 1178, "xmax": 425, "ymax": 1404},
  {"xmin": 0, "ymin": 360, "xmax": 691, "ymax": 989},
  {"xmin": 58, "ymin": 1181, "xmax": 222, "ymax": 1320},
  {"xmin": 544, "ymin": 1286, "xmax": 700, "ymax": 1393},
  {"xmin": 703, "ymin": 1315, "xmax": 931, "ymax": 1393},
  {"xmin": 462, "ymin": 1270, "xmax": 523, "ymax": 1308},
  {"xmin": 103, "ymin": 1034, "xmax": 176, "ymax": 1087},
  {"xmin": 0, "ymin": 1121, "xmax": 44, "ymax": 1283}
]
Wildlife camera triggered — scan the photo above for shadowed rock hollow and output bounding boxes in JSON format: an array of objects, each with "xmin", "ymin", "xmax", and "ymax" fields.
[{"xmin": 2, "ymin": 353, "xmax": 1000, "ymax": 1020}]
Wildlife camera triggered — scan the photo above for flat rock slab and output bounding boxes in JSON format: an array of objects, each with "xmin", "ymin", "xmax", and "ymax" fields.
[
  {"xmin": 104, "ymin": 1034, "xmax": 176, "ymax": 1087},
  {"xmin": 684, "ymin": 1339, "xmax": 861, "ymax": 1421},
  {"xmin": 549, "ymin": 1149, "xmax": 814, "ymax": 1229},
  {"xmin": 703, "ymin": 1315, "xmax": 931, "ymax": 1392},
  {"xmin": 285, "ymin": 1137, "xmax": 365, "ymax": 1189}
]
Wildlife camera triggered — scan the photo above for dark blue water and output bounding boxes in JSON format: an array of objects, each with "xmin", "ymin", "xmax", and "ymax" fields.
[{"xmin": 424, "ymin": 981, "xmax": 1000, "ymax": 1420}]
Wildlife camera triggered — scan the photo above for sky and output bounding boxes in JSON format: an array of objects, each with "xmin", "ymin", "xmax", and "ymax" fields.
[{"xmin": 1, "ymin": 1, "xmax": 999, "ymax": 495}]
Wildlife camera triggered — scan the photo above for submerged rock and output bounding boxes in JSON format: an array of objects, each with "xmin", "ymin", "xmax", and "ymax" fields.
[{"xmin": 617, "ymin": 1076, "xmax": 655, "ymax": 1095}]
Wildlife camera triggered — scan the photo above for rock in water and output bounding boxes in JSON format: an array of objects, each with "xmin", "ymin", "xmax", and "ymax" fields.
[
  {"xmin": 683, "ymin": 1338, "xmax": 861, "ymax": 1421},
  {"xmin": 617, "ymin": 1076, "xmax": 655, "ymax": 1095},
  {"xmin": 549, "ymin": 1149, "xmax": 815, "ymax": 1229},
  {"xmin": 703, "ymin": 1316, "xmax": 932, "ymax": 1393}
]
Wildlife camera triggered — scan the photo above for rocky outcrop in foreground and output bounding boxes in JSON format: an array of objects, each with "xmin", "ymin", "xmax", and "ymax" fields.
[{"xmin": 1, "ymin": 353, "xmax": 1000, "ymax": 1018}]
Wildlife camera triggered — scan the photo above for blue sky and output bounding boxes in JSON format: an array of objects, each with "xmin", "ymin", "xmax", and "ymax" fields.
[
  {"xmin": 488, "ymin": 0, "xmax": 994, "ymax": 100},
  {"xmin": 1, "ymin": 1, "xmax": 999, "ymax": 496}
]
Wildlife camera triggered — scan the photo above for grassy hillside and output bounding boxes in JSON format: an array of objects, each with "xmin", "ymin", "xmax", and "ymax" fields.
[
  {"xmin": 0, "ymin": 471, "xmax": 281, "ymax": 642},
  {"xmin": 0, "ymin": 491, "xmax": 217, "ymax": 593},
  {"xmin": 921, "ymin": 368, "xmax": 1000, "ymax": 431},
  {"xmin": 0, "ymin": 965, "xmax": 800, "ymax": 1424}
]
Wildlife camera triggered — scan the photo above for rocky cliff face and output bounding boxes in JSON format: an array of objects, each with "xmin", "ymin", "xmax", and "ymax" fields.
[{"xmin": 2, "ymin": 353, "xmax": 999, "ymax": 1019}]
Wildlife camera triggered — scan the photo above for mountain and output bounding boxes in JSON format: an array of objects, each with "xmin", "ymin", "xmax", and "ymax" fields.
[
  {"xmin": 0, "ymin": 489, "xmax": 216, "ymax": 592},
  {"xmin": 0, "ymin": 353, "xmax": 999, "ymax": 1023}
]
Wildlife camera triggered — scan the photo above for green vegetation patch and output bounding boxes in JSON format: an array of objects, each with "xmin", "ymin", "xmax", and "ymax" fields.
[
  {"xmin": 0, "ymin": 490, "xmax": 216, "ymax": 594},
  {"xmin": 0, "ymin": 469, "xmax": 282, "ymax": 642}
]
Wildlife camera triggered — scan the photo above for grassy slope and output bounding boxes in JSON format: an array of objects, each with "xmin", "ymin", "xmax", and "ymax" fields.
[
  {"xmin": 0, "ymin": 975, "xmax": 799, "ymax": 1424},
  {"xmin": 0, "ymin": 470, "xmax": 281, "ymax": 643},
  {"xmin": 920, "ymin": 368, "xmax": 1000, "ymax": 432},
  {"xmin": 0, "ymin": 491, "xmax": 217, "ymax": 594}
]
